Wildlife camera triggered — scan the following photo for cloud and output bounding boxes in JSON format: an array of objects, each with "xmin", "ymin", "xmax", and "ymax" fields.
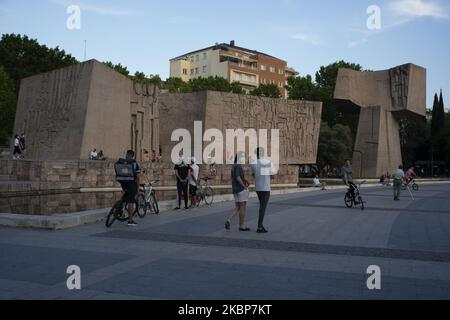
[
  {"xmin": 291, "ymin": 32, "xmax": 321, "ymax": 45},
  {"xmin": 52, "ymin": 0, "xmax": 141, "ymax": 16},
  {"xmin": 389, "ymin": 0, "xmax": 449, "ymax": 20}
]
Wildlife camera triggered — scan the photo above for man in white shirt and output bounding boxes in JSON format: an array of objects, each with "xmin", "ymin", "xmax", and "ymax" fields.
[
  {"xmin": 13, "ymin": 135, "xmax": 21, "ymax": 160},
  {"xmin": 393, "ymin": 165, "xmax": 405, "ymax": 201},
  {"xmin": 90, "ymin": 148, "xmax": 98, "ymax": 160},
  {"xmin": 188, "ymin": 157, "xmax": 200, "ymax": 207},
  {"xmin": 251, "ymin": 147, "xmax": 275, "ymax": 234}
]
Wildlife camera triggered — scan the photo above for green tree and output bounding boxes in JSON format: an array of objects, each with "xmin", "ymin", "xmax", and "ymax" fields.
[
  {"xmin": 400, "ymin": 118, "xmax": 430, "ymax": 167},
  {"xmin": 230, "ymin": 82, "xmax": 244, "ymax": 94},
  {"xmin": 285, "ymin": 75, "xmax": 317, "ymax": 100},
  {"xmin": 285, "ymin": 60, "xmax": 362, "ymax": 135},
  {"xmin": 132, "ymin": 71, "xmax": 162, "ymax": 87},
  {"xmin": 0, "ymin": 66, "xmax": 17, "ymax": 144},
  {"xmin": 103, "ymin": 61, "xmax": 130, "ymax": 77},
  {"xmin": 0, "ymin": 34, "xmax": 78, "ymax": 92},
  {"xmin": 316, "ymin": 123, "xmax": 353, "ymax": 175},
  {"xmin": 163, "ymin": 77, "xmax": 192, "ymax": 93},
  {"xmin": 250, "ymin": 84, "xmax": 281, "ymax": 98}
]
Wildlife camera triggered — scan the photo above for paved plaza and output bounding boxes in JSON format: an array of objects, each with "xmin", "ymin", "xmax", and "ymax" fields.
[{"xmin": 1, "ymin": 184, "xmax": 450, "ymax": 300}]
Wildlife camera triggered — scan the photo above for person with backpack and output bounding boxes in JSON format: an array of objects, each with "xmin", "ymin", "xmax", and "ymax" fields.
[{"xmin": 114, "ymin": 150, "xmax": 141, "ymax": 226}]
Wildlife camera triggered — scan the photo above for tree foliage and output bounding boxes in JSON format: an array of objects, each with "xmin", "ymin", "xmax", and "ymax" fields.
[
  {"xmin": 0, "ymin": 66, "xmax": 17, "ymax": 144},
  {"xmin": 250, "ymin": 84, "xmax": 281, "ymax": 98},
  {"xmin": 316, "ymin": 123, "xmax": 353, "ymax": 175},
  {"xmin": 0, "ymin": 34, "xmax": 78, "ymax": 92}
]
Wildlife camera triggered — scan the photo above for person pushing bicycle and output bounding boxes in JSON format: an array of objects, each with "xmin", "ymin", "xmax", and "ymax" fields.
[{"xmin": 114, "ymin": 150, "xmax": 141, "ymax": 226}]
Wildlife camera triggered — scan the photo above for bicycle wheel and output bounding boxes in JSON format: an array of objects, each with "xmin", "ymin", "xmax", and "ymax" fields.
[
  {"xmin": 412, "ymin": 184, "xmax": 419, "ymax": 192},
  {"xmin": 401, "ymin": 184, "xmax": 407, "ymax": 191},
  {"xmin": 136, "ymin": 193, "xmax": 147, "ymax": 218},
  {"xmin": 116, "ymin": 203, "xmax": 130, "ymax": 222},
  {"xmin": 358, "ymin": 196, "xmax": 365, "ymax": 211},
  {"xmin": 344, "ymin": 193, "xmax": 353, "ymax": 208},
  {"xmin": 204, "ymin": 187, "xmax": 214, "ymax": 205},
  {"xmin": 150, "ymin": 193, "xmax": 159, "ymax": 214},
  {"xmin": 105, "ymin": 208, "xmax": 116, "ymax": 228}
]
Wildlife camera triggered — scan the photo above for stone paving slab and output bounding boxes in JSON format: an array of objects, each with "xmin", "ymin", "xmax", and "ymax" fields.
[{"xmin": 1, "ymin": 183, "xmax": 450, "ymax": 299}]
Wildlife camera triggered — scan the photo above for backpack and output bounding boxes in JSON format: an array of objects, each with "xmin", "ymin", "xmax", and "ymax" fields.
[{"xmin": 114, "ymin": 158, "xmax": 136, "ymax": 182}]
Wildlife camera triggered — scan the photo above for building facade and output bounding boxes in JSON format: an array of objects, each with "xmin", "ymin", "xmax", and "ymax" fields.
[{"xmin": 170, "ymin": 41, "xmax": 298, "ymax": 98}]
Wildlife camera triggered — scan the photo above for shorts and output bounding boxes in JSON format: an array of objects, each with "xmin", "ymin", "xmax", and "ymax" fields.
[
  {"xmin": 233, "ymin": 189, "xmax": 249, "ymax": 203},
  {"xmin": 120, "ymin": 181, "xmax": 138, "ymax": 204},
  {"xmin": 189, "ymin": 185, "xmax": 198, "ymax": 196}
]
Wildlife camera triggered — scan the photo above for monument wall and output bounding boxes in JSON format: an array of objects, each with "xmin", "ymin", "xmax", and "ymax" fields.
[
  {"xmin": 334, "ymin": 63, "xmax": 426, "ymax": 177},
  {"xmin": 13, "ymin": 60, "xmax": 160, "ymax": 161},
  {"xmin": 159, "ymin": 91, "xmax": 322, "ymax": 165}
]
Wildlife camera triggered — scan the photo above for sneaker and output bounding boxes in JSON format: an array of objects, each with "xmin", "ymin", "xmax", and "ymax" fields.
[
  {"xmin": 225, "ymin": 221, "xmax": 231, "ymax": 230},
  {"xmin": 127, "ymin": 221, "xmax": 138, "ymax": 227},
  {"xmin": 239, "ymin": 227, "xmax": 251, "ymax": 232}
]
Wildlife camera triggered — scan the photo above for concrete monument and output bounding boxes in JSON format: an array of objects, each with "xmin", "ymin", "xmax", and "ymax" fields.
[
  {"xmin": 13, "ymin": 60, "xmax": 160, "ymax": 161},
  {"xmin": 334, "ymin": 63, "xmax": 426, "ymax": 177},
  {"xmin": 158, "ymin": 91, "xmax": 322, "ymax": 165}
]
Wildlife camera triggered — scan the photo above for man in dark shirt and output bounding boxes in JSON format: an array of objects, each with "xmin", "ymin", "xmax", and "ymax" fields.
[{"xmin": 174, "ymin": 158, "xmax": 190, "ymax": 210}]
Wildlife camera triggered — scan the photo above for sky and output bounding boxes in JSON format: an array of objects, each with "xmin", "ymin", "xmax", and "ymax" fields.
[{"xmin": 0, "ymin": 0, "xmax": 449, "ymax": 107}]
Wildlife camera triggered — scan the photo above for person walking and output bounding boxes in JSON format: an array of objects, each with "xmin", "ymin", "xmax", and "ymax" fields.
[
  {"xmin": 12, "ymin": 135, "xmax": 22, "ymax": 160},
  {"xmin": 251, "ymin": 147, "xmax": 274, "ymax": 234},
  {"xmin": 393, "ymin": 165, "xmax": 405, "ymax": 201},
  {"xmin": 225, "ymin": 152, "xmax": 250, "ymax": 232},
  {"xmin": 188, "ymin": 157, "xmax": 200, "ymax": 208}
]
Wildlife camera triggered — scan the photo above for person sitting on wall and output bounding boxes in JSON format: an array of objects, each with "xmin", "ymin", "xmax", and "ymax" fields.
[
  {"xmin": 97, "ymin": 150, "xmax": 107, "ymax": 161},
  {"xmin": 313, "ymin": 175, "xmax": 326, "ymax": 190},
  {"xmin": 90, "ymin": 148, "xmax": 98, "ymax": 160},
  {"xmin": 143, "ymin": 149, "xmax": 150, "ymax": 162}
]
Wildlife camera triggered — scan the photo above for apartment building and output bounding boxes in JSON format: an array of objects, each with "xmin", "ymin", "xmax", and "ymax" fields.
[{"xmin": 169, "ymin": 41, "xmax": 298, "ymax": 98}]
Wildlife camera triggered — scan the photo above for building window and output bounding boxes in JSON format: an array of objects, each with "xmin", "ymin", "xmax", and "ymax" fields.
[
  {"xmin": 203, "ymin": 52, "xmax": 207, "ymax": 60},
  {"xmin": 195, "ymin": 68, "xmax": 199, "ymax": 74},
  {"xmin": 183, "ymin": 69, "xmax": 188, "ymax": 75},
  {"xmin": 261, "ymin": 77, "xmax": 265, "ymax": 84},
  {"xmin": 190, "ymin": 69, "xmax": 194, "ymax": 75},
  {"xmin": 278, "ymin": 68, "xmax": 284, "ymax": 75},
  {"xmin": 190, "ymin": 56, "xmax": 194, "ymax": 63},
  {"xmin": 270, "ymin": 66, "xmax": 275, "ymax": 73},
  {"xmin": 261, "ymin": 65, "xmax": 266, "ymax": 71},
  {"xmin": 279, "ymin": 82, "xmax": 283, "ymax": 88},
  {"xmin": 202, "ymin": 66, "xmax": 207, "ymax": 73},
  {"xmin": 196, "ymin": 55, "xmax": 199, "ymax": 62},
  {"xmin": 234, "ymin": 73, "xmax": 240, "ymax": 81}
]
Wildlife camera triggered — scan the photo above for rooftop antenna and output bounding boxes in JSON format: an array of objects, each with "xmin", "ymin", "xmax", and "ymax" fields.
[{"xmin": 83, "ymin": 40, "xmax": 87, "ymax": 61}]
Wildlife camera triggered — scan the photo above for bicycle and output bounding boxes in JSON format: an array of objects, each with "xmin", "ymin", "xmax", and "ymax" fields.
[
  {"xmin": 195, "ymin": 177, "xmax": 214, "ymax": 206},
  {"xmin": 344, "ymin": 181, "xmax": 366, "ymax": 211},
  {"xmin": 105, "ymin": 193, "xmax": 139, "ymax": 228},
  {"xmin": 402, "ymin": 178, "xmax": 419, "ymax": 192},
  {"xmin": 136, "ymin": 175, "xmax": 160, "ymax": 217}
]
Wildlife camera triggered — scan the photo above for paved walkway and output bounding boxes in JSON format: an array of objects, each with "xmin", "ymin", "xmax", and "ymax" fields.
[{"xmin": 1, "ymin": 184, "xmax": 450, "ymax": 300}]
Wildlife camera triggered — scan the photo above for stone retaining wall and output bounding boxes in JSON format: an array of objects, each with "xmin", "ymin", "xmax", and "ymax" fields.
[{"xmin": 0, "ymin": 159, "xmax": 299, "ymax": 196}]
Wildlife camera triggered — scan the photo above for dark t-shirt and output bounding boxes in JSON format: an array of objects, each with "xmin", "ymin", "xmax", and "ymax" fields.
[
  {"xmin": 174, "ymin": 163, "xmax": 190, "ymax": 181},
  {"xmin": 231, "ymin": 164, "xmax": 246, "ymax": 194}
]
